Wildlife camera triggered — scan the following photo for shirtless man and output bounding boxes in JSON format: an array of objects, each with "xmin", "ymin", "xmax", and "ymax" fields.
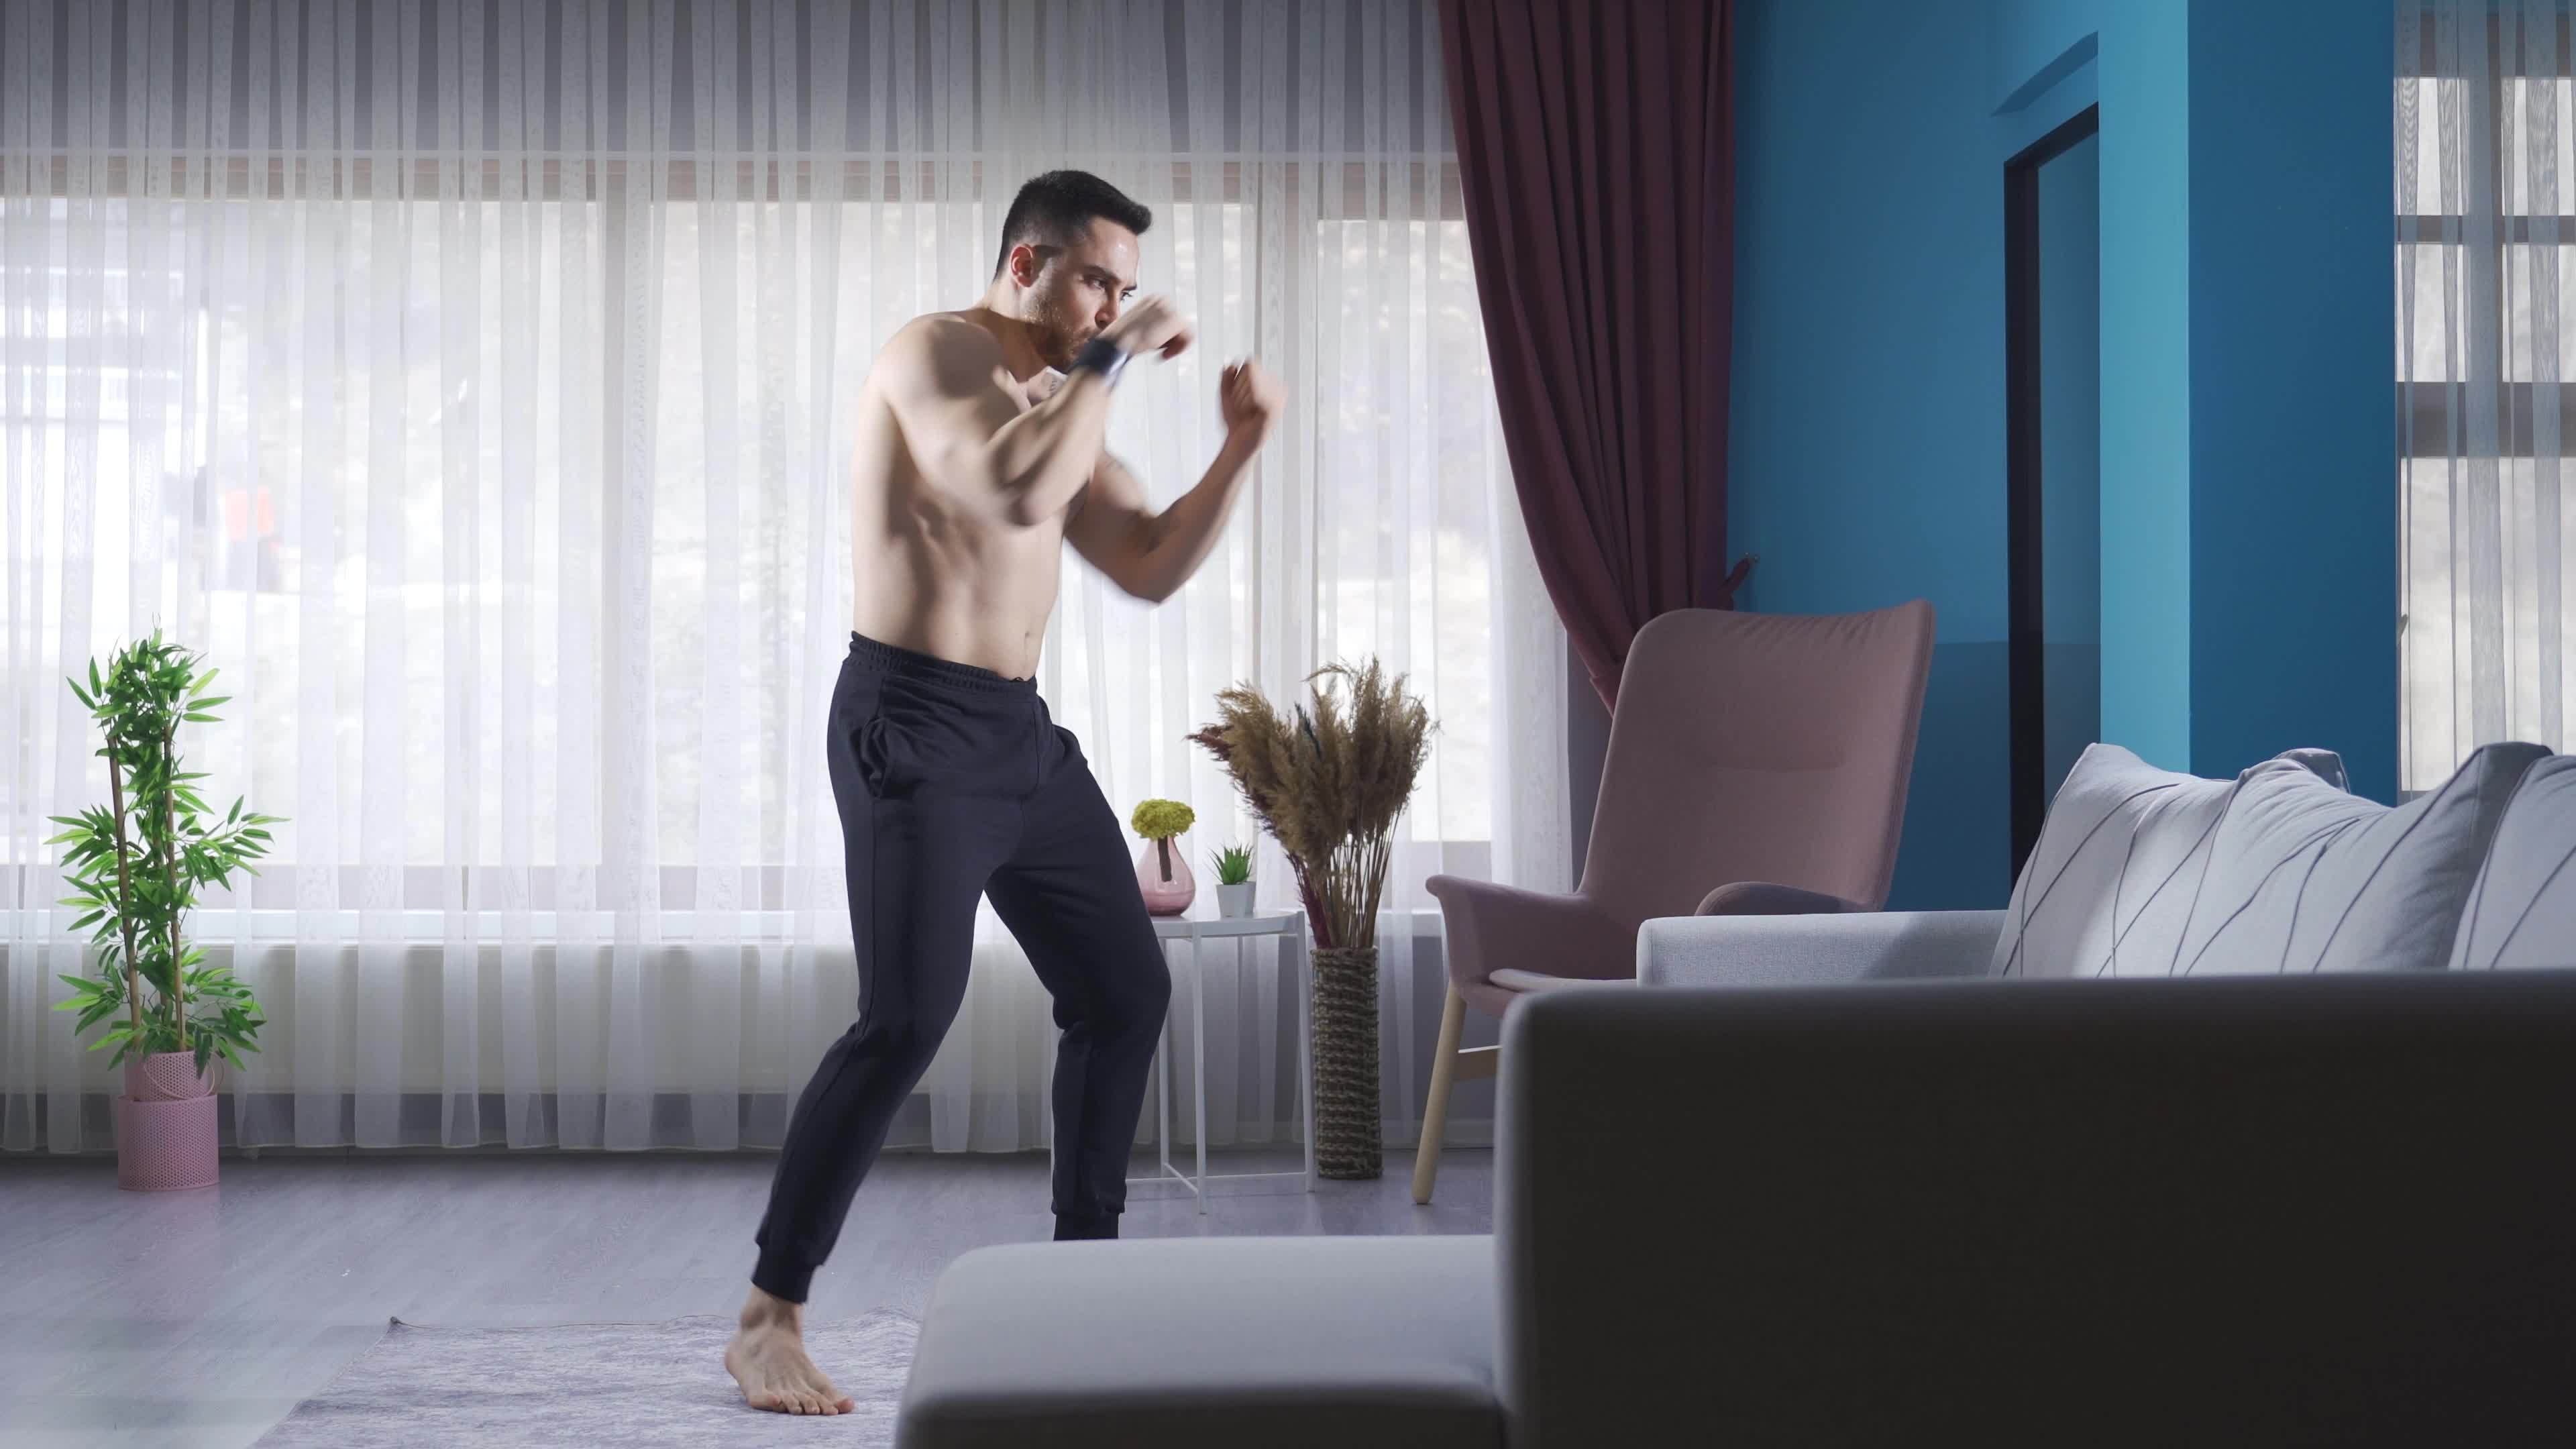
[{"xmin": 724, "ymin": 170, "xmax": 1281, "ymax": 1416}]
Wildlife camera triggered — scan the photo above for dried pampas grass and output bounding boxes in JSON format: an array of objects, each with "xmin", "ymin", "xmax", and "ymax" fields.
[{"xmin": 1189, "ymin": 659, "xmax": 1432, "ymax": 951}]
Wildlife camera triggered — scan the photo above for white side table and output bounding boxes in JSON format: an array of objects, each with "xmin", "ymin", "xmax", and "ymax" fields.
[{"xmin": 1054, "ymin": 907, "xmax": 1316, "ymax": 1214}]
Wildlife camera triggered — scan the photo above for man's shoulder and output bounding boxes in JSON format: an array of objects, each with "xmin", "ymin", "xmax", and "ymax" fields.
[
  {"xmin": 883, "ymin": 310, "xmax": 1002, "ymax": 363},
  {"xmin": 869, "ymin": 311, "xmax": 1006, "ymax": 402}
]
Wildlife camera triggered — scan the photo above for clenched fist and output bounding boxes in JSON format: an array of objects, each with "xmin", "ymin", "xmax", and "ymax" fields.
[
  {"xmin": 1103, "ymin": 294, "xmax": 1195, "ymax": 361},
  {"xmin": 1218, "ymin": 359, "xmax": 1283, "ymax": 443}
]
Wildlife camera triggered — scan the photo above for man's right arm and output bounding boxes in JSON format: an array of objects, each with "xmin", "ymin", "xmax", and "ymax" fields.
[{"xmin": 879, "ymin": 317, "xmax": 1115, "ymax": 528}]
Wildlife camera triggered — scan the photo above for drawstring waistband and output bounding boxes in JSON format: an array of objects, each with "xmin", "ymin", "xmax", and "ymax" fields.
[{"xmin": 847, "ymin": 631, "xmax": 1036, "ymax": 692}]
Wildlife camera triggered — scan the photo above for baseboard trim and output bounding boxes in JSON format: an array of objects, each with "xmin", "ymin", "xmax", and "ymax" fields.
[{"xmin": 1, "ymin": 1091, "xmax": 1493, "ymax": 1156}]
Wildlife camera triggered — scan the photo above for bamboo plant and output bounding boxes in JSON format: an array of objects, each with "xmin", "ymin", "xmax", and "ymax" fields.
[{"xmin": 47, "ymin": 631, "xmax": 278, "ymax": 1079}]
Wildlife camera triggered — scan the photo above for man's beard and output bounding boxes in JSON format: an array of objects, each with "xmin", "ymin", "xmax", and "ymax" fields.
[{"xmin": 1030, "ymin": 288, "xmax": 1090, "ymax": 370}]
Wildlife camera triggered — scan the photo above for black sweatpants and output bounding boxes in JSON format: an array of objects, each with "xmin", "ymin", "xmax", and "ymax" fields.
[{"xmin": 751, "ymin": 631, "xmax": 1171, "ymax": 1304}]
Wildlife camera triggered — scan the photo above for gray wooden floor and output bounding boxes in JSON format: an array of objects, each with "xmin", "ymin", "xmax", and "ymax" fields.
[{"xmin": 0, "ymin": 1146, "xmax": 1493, "ymax": 1448}]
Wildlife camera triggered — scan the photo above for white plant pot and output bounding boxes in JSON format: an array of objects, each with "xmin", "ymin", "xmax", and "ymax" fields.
[{"xmin": 1216, "ymin": 881, "xmax": 1256, "ymax": 918}]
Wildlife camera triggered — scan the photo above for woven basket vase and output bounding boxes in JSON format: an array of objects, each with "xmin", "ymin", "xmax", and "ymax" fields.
[{"xmin": 1309, "ymin": 945, "xmax": 1383, "ymax": 1179}]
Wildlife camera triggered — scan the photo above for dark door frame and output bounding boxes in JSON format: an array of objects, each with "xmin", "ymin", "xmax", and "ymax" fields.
[{"xmin": 2004, "ymin": 103, "xmax": 2100, "ymax": 880}]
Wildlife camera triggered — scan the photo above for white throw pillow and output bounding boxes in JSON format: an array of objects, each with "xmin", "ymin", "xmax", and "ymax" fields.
[
  {"xmin": 1991, "ymin": 743, "xmax": 2312, "ymax": 979},
  {"xmin": 2176, "ymin": 741, "xmax": 2548, "ymax": 976},
  {"xmin": 2449, "ymin": 753, "xmax": 2576, "ymax": 971}
]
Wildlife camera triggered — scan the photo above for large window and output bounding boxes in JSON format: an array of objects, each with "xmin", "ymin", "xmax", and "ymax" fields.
[
  {"xmin": 1, "ymin": 3, "xmax": 1554, "ymax": 929},
  {"xmin": 2398, "ymin": 5, "xmax": 2576, "ymax": 792}
]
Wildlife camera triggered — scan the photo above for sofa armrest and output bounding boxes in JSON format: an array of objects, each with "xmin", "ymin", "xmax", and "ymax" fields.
[{"xmin": 1635, "ymin": 910, "xmax": 2008, "ymax": 989}]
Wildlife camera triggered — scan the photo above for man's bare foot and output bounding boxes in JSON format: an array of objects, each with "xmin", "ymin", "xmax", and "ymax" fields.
[{"xmin": 725, "ymin": 1286, "xmax": 857, "ymax": 1415}]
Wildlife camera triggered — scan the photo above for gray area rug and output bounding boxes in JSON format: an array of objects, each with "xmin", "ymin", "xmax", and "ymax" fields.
[{"xmin": 255, "ymin": 1308, "xmax": 919, "ymax": 1447}]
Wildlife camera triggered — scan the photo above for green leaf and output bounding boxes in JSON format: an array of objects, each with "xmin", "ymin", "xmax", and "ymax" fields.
[
  {"xmin": 192, "ymin": 666, "xmax": 219, "ymax": 692},
  {"xmin": 69, "ymin": 910, "xmax": 103, "ymax": 933},
  {"xmin": 193, "ymin": 696, "xmax": 230, "ymax": 710},
  {"xmin": 181, "ymin": 712, "xmax": 217, "ymax": 723}
]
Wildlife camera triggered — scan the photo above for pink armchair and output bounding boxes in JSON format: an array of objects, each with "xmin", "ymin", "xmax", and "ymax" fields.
[{"xmin": 1413, "ymin": 600, "xmax": 1936, "ymax": 1203}]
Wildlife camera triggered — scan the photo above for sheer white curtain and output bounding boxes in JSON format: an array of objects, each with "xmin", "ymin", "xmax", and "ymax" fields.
[
  {"xmin": 0, "ymin": 0, "xmax": 1568, "ymax": 1155},
  {"xmin": 2399, "ymin": 0, "xmax": 2575, "ymax": 790}
]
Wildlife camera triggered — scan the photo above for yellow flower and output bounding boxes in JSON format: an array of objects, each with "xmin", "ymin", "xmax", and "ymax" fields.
[{"xmin": 1130, "ymin": 798, "xmax": 1195, "ymax": 841}]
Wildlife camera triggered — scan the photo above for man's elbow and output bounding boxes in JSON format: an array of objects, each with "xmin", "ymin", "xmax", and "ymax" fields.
[{"xmin": 1118, "ymin": 571, "xmax": 1177, "ymax": 604}]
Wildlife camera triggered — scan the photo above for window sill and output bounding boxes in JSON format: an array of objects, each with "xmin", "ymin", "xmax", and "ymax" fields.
[{"xmin": 1, "ymin": 906, "xmax": 1451, "ymax": 943}]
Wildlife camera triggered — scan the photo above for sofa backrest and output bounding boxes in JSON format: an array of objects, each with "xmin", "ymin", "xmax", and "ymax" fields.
[
  {"xmin": 2451, "ymin": 752, "xmax": 2576, "ymax": 970},
  {"xmin": 2180, "ymin": 741, "xmax": 2545, "ymax": 973},
  {"xmin": 1993, "ymin": 741, "xmax": 2549, "ymax": 978},
  {"xmin": 1494, "ymin": 977, "xmax": 2576, "ymax": 1447}
]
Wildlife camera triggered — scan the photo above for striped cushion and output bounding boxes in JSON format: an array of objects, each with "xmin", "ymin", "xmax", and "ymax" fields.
[
  {"xmin": 1993, "ymin": 743, "xmax": 2275, "ymax": 979},
  {"xmin": 2450, "ymin": 754, "xmax": 2576, "ymax": 971},
  {"xmin": 2179, "ymin": 742, "xmax": 2547, "ymax": 975}
]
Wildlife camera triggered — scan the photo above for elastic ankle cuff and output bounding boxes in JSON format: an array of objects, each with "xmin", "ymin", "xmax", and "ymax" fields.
[{"xmin": 1053, "ymin": 1210, "xmax": 1119, "ymax": 1241}]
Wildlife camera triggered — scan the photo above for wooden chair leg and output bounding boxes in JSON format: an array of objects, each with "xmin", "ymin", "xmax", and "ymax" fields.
[{"xmin": 1412, "ymin": 985, "xmax": 1469, "ymax": 1205}]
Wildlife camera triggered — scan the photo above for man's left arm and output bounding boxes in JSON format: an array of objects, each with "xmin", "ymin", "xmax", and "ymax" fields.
[{"xmin": 1065, "ymin": 359, "xmax": 1282, "ymax": 604}]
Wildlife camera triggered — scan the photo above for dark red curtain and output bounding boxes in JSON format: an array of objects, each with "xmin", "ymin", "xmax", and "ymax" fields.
[{"xmin": 1439, "ymin": 0, "xmax": 1748, "ymax": 710}]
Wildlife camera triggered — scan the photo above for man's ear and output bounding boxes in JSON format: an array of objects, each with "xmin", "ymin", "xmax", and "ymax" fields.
[{"xmin": 1008, "ymin": 241, "xmax": 1046, "ymax": 289}]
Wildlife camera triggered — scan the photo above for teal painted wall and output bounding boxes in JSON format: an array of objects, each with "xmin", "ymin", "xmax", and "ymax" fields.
[
  {"xmin": 1729, "ymin": 0, "xmax": 2396, "ymax": 907},
  {"xmin": 2186, "ymin": 0, "xmax": 2398, "ymax": 802},
  {"xmin": 1731, "ymin": 0, "xmax": 2015, "ymax": 908}
]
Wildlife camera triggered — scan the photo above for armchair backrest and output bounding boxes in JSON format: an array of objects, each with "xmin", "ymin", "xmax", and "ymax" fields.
[{"xmin": 1578, "ymin": 601, "xmax": 1934, "ymax": 927}]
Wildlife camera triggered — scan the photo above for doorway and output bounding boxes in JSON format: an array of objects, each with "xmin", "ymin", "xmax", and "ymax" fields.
[{"xmin": 2006, "ymin": 105, "xmax": 2101, "ymax": 878}]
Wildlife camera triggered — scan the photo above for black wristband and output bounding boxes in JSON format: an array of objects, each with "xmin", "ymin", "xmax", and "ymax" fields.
[{"xmin": 1069, "ymin": 335, "xmax": 1130, "ymax": 389}]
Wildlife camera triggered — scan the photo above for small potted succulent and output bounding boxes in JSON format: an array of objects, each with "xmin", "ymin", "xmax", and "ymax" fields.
[
  {"xmin": 1210, "ymin": 844, "xmax": 1255, "ymax": 918},
  {"xmin": 1130, "ymin": 798, "xmax": 1197, "ymax": 916}
]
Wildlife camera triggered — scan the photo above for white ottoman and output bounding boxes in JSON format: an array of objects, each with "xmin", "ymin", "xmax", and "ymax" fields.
[{"xmin": 895, "ymin": 1234, "xmax": 1501, "ymax": 1448}]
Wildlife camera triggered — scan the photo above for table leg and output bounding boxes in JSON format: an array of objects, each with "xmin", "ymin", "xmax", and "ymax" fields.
[
  {"xmin": 1159, "ymin": 945, "xmax": 1173, "ymax": 1186},
  {"xmin": 1193, "ymin": 934, "xmax": 1209, "ymax": 1214}
]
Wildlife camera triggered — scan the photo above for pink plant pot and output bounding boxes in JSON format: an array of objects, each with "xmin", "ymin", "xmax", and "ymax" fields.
[
  {"xmin": 1136, "ymin": 838, "xmax": 1196, "ymax": 916},
  {"xmin": 126, "ymin": 1050, "xmax": 214, "ymax": 1102},
  {"xmin": 117, "ymin": 1091, "xmax": 221, "ymax": 1191}
]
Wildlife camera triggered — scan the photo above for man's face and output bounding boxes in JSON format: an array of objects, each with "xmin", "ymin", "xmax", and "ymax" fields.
[{"xmin": 1017, "ymin": 220, "xmax": 1140, "ymax": 369}]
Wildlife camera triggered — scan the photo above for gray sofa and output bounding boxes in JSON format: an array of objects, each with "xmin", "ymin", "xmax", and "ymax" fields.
[
  {"xmin": 899, "ymin": 987, "xmax": 2576, "ymax": 1446},
  {"xmin": 897, "ymin": 743, "xmax": 2576, "ymax": 1446}
]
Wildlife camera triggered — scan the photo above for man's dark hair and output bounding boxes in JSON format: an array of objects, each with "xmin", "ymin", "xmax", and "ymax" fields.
[{"xmin": 992, "ymin": 170, "xmax": 1152, "ymax": 279}]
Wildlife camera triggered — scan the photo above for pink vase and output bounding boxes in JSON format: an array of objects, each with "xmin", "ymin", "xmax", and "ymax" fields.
[
  {"xmin": 117, "ymin": 1051, "xmax": 219, "ymax": 1192},
  {"xmin": 1137, "ymin": 837, "xmax": 1196, "ymax": 916}
]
